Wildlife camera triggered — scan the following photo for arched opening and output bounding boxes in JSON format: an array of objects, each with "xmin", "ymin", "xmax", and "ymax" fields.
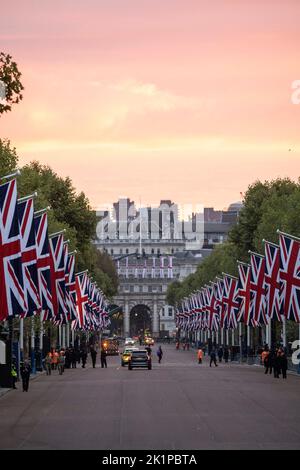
[{"xmin": 130, "ymin": 304, "xmax": 151, "ymax": 337}]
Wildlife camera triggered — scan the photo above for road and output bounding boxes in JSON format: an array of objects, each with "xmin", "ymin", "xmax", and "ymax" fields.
[{"xmin": 0, "ymin": 344, "xmax": 299, "ymax": 450}]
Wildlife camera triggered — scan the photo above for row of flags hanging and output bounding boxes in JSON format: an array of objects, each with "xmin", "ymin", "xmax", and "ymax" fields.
[
  {"xmin": 176, "ymin": 231, "xmax": 300, "ymax": 332},
  {"xmin": 117, "ymin": 256, "xmax": 173, "ymax": 278},
  {"xmin": 0, "ymin": 175, "xmax": 110, "ymax": 331}
]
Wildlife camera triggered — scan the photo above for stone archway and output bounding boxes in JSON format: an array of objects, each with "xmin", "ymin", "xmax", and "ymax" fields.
[{"xmin": 129, "ymin": 304, "xmax": 152, "ymax": 337}]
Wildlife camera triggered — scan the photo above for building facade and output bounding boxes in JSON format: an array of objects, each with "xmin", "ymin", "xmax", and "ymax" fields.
[{"xmin": 95, "ymin": 198, "xmax": 242, "ymax": 337}]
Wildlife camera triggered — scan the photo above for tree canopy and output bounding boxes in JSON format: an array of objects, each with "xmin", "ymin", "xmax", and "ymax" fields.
[
  {"xmin": 0, "ymin": 141, "xmax": 118, "ymax": 298},
  {"xmin": 0, "ymin": 52, "xmax": 24, "ymax": 114}
]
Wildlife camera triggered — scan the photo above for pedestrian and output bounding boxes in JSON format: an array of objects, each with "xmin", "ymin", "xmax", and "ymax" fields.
[
  {"xmin": 280, "ymin": 350, "xmax": 288, "ymax": 379},
  {"xmin": 145, "ymin": 345, "xmax": 152, "ymax": 357},
  {"xmin": 75, "ymin": 348, "xmax": 81, "ymax": 365},
  {"xmin": 224, "ymin": 347, "xmax": 229, "ymax": 363},
  {"xmin": 71, "ymin": 348, "xmax": 77, "ymax": 368},
  {"xmin": 11, "ymin": 363, "xmax": 18, "ymax": 389},
  {"xmin": 52, "ymin": 349, "xmax": 59, "ymax": 370},
  {"xmin": 45, "ymin": 352, "xmax": 52, "ymax": 375},
  {"xmin": 20, "ymin": 360, "xmax": 31, "ymax": 392},
  {"xmin": 65, "ymin": 348, "xmax": 71, "ymax": 369},
  {"xmin": 261, "ymin": 347, "xmax": 270, "ymax": 374},
  {"xmin": 58, "ymin": 351, "xmax": 65, "ymax": 375},
  {"xmin": 90, "ymin": 346, "xmax": 97, "ymax": 368},
  {"xmin": 186, "ymin": 341, "xmax": 190, "ymax": 351},
  {"xmin": 273, "ymin": 348, "xmax": 281, "ymax": 378},
  {"xmin": 81, "ymin": 348, "xmax": 87, "ymax": 368},
  {"xmin": 100, "ymin": 348, "xmax": 107, "ymax": 368},
  {"xmin": 197, "ymin": 348, "xmax": 203, "ymax": 364},
  {"xmin": 176, "ymin": 341, "xmax": 180, "ymax": 350},
  {"xmin": 218, "ymin": 346, "xmax": 223, "ymax": 363},
  {"xmin": 210, "ymin": 349, "xmax": 218, "ymax": 367},
  {"xmin": 183, "ymin": 342, "xmax": 186, "ymax": 351},
  {"xmin": 157, "ymin": 346, "xmax": 163, "ymax": 364}
]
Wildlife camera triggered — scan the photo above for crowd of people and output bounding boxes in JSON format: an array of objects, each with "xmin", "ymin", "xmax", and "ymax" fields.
[{"xmin": 261, "ymin": 346, "xmax": 288, "ymax": 379}]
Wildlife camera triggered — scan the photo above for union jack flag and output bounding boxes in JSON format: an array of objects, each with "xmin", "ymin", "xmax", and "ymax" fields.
[
  {"xmin": 264, "ymin": 240, "xmax": 282, "ymax": 321},
  {"xmin": 17, "ymin": 198, "xmax": 40, "ymax": 316},
  {"xmin": 249, "ymin": 252, "xmax": 268, "ymax": 325},
  {"xmin": 237, "ymin": 262, "xmax": 254, "ymax": 325},
  {"xmin": 222, "ymin": 274, "xmax": 239, "ymax": 329},
  {"xmin": 34, "ymin": 212, "xmax": 53, "ymax": 319},
  {"xmin": 49, "ymin": 233, "xmax": 68, "ymax": 319},
  {"xmin": 65, "ymin": 250, "xmax": 77, "ymax": 321},
  {"xmin": 279, "ymin": 232, "xmax": 300, "ymax": 323},
  {"xmin": 205, "ymin": 284, "xmax": 219, "ymax": 331},
  {"xmin": 75, "ymin": 271, "xmax": 89, "ymax": 329},
  {"xmin": 0, "ymin": 179, "xmax": 26, "ymax": 320}
]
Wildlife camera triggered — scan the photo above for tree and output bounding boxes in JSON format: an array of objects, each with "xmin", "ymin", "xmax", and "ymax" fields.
[
  {"xmin": 0, "ymin": 139, "xmax": 18, "ymax": 177},
  {"xmin": 0, "ymin": 52, "xmax": 24, "ymax": 115}
]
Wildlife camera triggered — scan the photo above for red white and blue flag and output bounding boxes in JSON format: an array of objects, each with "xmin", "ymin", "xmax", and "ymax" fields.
[
  {"xmin": 279, "ymin": 231, "xmax": 300, "ymax": 323},
  {"xmin": 17, "ymin": 197, "xmax": 40, "ymax": 316},
  {"xmin": 0, "ymin": 179, "xmax": 26, "ymax": 320},
  {"xmin": 237, "ymin": 262, "xmax": 254, "ymax": 325},
  {"xmin": 222, "ymin": 274, "xmax": 239, "ymax": 329},
  {"xmin": 34, "ymin": 211, "xmax": 53, "ymax": 319},
  {"xmin": 75, "ymin": 271, "xmax": 89, "ymax": 329},
  {"xmin": 264, "ymin": 240, "xmax": 282, "ymax": 322},
  {"xmin": 249, "ymin": 252, "xmax": 268, "ymax": 325},
  {"xmin": 49, "ymin": 233, "xmax": 68, "ymax": 319}
]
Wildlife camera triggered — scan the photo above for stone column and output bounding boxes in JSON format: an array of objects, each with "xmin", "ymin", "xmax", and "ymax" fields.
[
  {"xmin": 152, "ymin": 300, "xmax": 159, "ymax": 338},
  {"xmin": 124, "ymin": 301, "xmax": 130, "ymax": 337}
]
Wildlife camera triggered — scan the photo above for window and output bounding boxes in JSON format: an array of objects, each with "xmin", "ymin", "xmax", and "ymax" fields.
[
  {"xmin": 120, "ymin": 249, "xmax": 123, "ymax": 254},
  {"xmin": 110, "ymin": 249, "xmax": 114, "ymax": 255},
  {"xmin": 168, "ymin": 307, "xmax": 173, "ymax": 317},
  {"xmin": 126, "ymin": 248, "xmax": 129, "ymax": 254}
]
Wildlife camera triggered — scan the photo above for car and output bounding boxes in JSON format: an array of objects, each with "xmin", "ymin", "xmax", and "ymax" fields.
[
  {"xmin": 121, "ymin": 347, "xmax": 139, "ymax": 367},
  {"xmin": 128, "ymin": 350, "xmax": 152, "ymax": 370},
  {"xmin": 144, "ymin": 337, "xmax": 154, "ymax": 346},
  {"xmin": 124, "ymin": 337, "xmax": 135, "ymax": 346}
]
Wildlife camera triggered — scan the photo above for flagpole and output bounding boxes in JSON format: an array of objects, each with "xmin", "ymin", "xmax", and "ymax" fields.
[
  {"xmin": 248, "ymin": 250, "xmax": 264, "ymax": 258},
  {"xmin": 34, "ymin": 206, "xmax": 51, "ymax": 216},
  {"xmin": 20, "ymin": 318, "xmax": 24, "ymax": 360},
  {"xmin": 17, "ymin": 192, "xmax": 38, "ymax": 202},
  {"xmin": 39, "ymin": 313, "xmax": 44, "ymax": 364},
  {"xmin": 262, "ymin": 239, "xmax": 279, "ymax": 248},
  {"xmin": 0, "ymin": 169, "xmax": 21, "ymax": 180},
  {"xmin": 49, "ymin": 229, "xmax": 66, "ymax": 238},
  {"xmin": 277, "ymin": 229, "xmax": 300, "ymax": 242},
  {"xmin": 31, "ymin": 318, "xmax": 36, "ymax": 374}
]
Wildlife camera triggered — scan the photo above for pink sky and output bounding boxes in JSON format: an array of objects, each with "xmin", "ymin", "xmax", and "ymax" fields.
[{"xmin": 1, "ymin": 0, "xmax": 300, "ymax": 209}]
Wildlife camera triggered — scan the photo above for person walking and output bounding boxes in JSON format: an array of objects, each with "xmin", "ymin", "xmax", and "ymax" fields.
[
  {"xmin": 273, "ymin": 348, "xmax": 281, "ymax": 378},
  {"xmin": 197, "ymin": 348, "xmax": 203, "ymax": 364},
  {"xmin": 157, "ymin": 346, "xmax": 163, "ymax": 364},
  {"xmin": 280, "ymin": 349, "xmax": 288, "ymax": 379},
  {"xmin": 218, "ymin": 346, "xmax": 223, "ymax": 363},
  {"xmin": 11, "ymin": 363, "xmax": 18, "ymax": 389},
  {"xmin": 224, "ymin": 347, "xmax": 229, "ymax": 363},
  {"xmin": 45, "ymin": 352, "xmax": 52, "ymax": 375},
  {"xmin": 20, "ymin": 361, "xmax": 31, "ymax": 392},
  {"xmin": 210, "ymin": 349, "xmax": 218, "ymax": 367},
  {"xmin": 261, "ymin": 347, "xmax": 270, "ymax": 374},
  {"xmin": 100, "ymin": 348, "xmax": 107, "ymax": 368},
  {"xmin": 90, "ymin": 346, "xmax": 97, "ymax": 368},
  {"xmin": 70, "ymin": 348, "xmax": 77, "ymax": 368},
  {"xmin": 81, "ymin": 348, "xmax": 87, "ymax": 368},
  {"xmin": 58, "ymin": 351, "xmax": 65, "ymax": 375},
  {"xmin": 52, "ymin": 349, "xmax": 59, "ymax": 370}
]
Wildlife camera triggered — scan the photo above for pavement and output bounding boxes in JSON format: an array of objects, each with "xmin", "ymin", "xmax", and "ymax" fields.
[{"xmin": 0, "ymin": 344, "xmax": 299, "ymax": 450}]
